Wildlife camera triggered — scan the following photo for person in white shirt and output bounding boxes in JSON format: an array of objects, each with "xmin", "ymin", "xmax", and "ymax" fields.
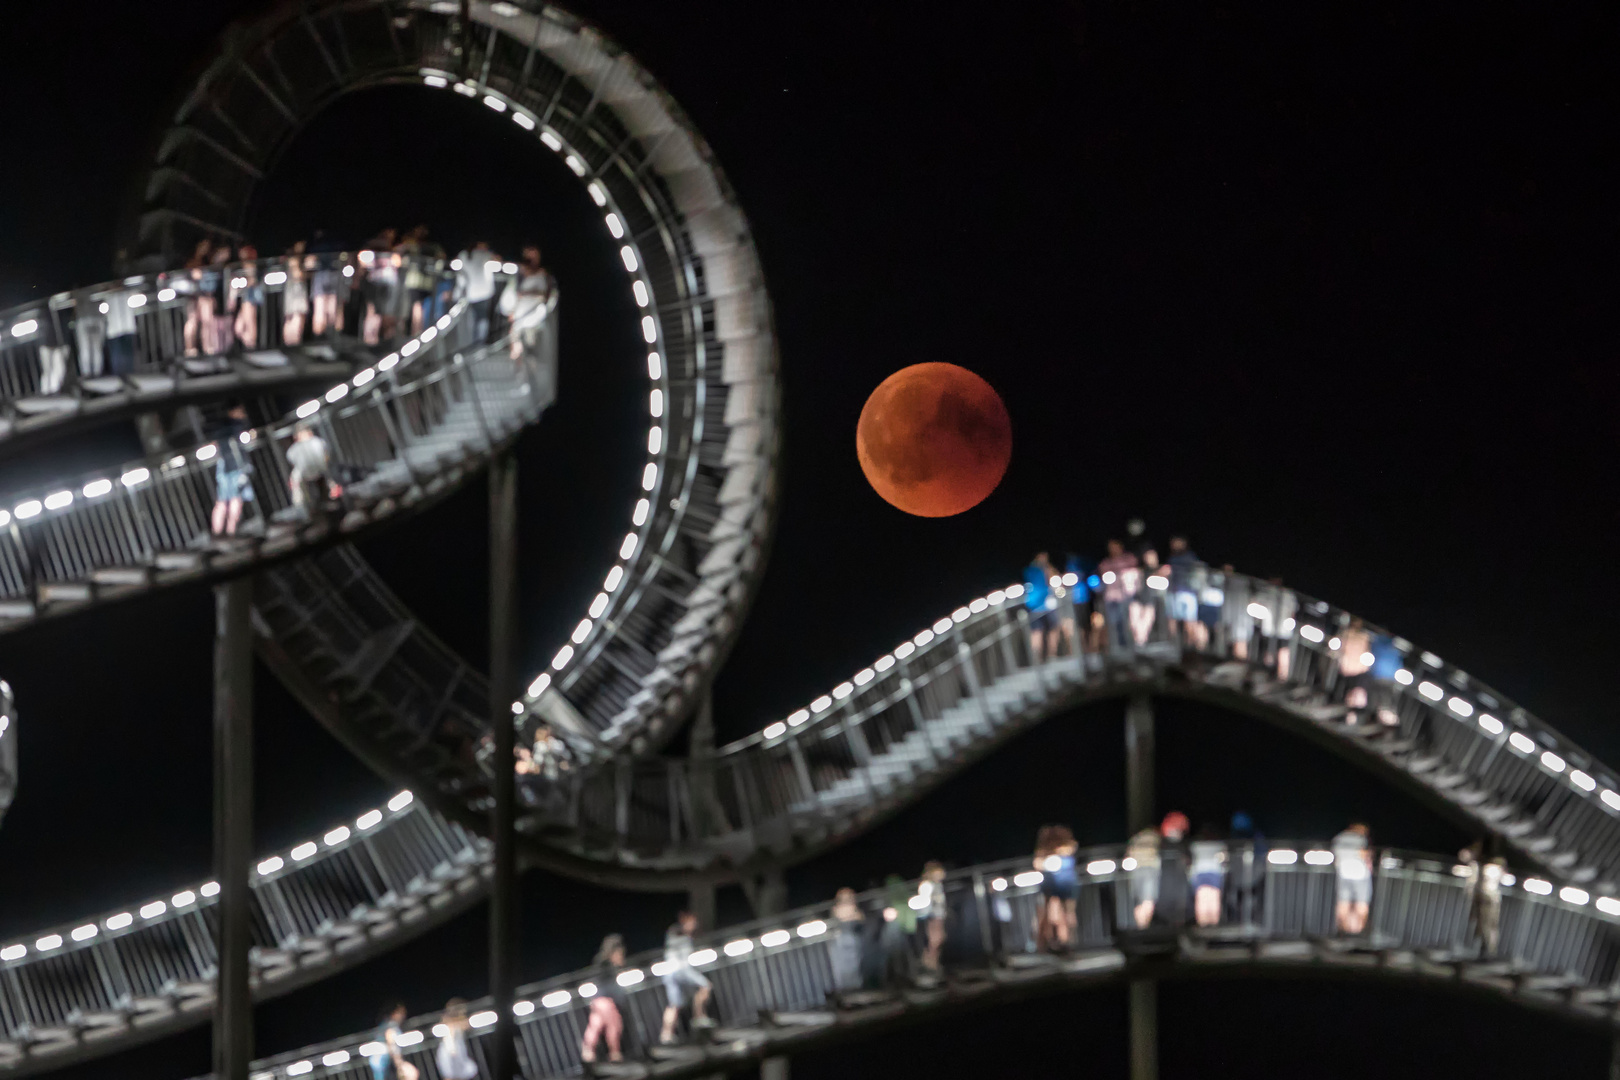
[
  {"xmin": 499, "ymin": 244, "xmax": 554, "ymax": 367},
  {"xmin": 1332, "ymin": 823, "xmax": 1374, "ymax": 934},
  {"xmin": 286, "ymin": 424, "xmax": 333, "ymax": 512},
  {"xmin": 454, "ymin": 240, "xmax": 498, "ymax": 343},
  {"xmin": 433, "ymin": 999, "xmax": 478, "ymax": 1080}
]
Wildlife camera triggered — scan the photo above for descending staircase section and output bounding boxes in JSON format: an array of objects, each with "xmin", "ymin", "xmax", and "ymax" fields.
[
  {"xmin": 0, "ymin": 797, "xmax": 485, "ymax": 1077},
  {"xmin": 0, "ymin": 292, "xmax": 553, "ymax": 633},
  {"xmin": 521, "ymin": 573, "xmax": 1620, "ymax": 892},
  {"xmin": 0, "ymin": 253, "xmax": 449, "ymax": 454},
  {"xmin": 196, "ymin": 841, "xmax": 1620, "ymax": 1080},
  {"xmin": 128, "ymin": 0, "xmax": 781, "ymax": 760}
]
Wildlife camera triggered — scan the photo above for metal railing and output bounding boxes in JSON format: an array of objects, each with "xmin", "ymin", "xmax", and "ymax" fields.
[
  {"xmin": 188, "ymin": 839, "xmax": 1620, "ymax": 1080},
  {"xmin": 0, "ymin": 253, "xmax": 458, "ymax": 445},
  {"xmin": 128, "ymin": 0, "xmax": 781, "ymax": 769},
  {"xmin": 516, "ymin": 568, "xmax": 1620, "ymax": 892},
  {"xmin": 0, "ymin": 287, "xmax": 555, "ymax": 628},
  {"xmin": 0, "ymin": 796, "xmax": 484, "ymax": 1074}
]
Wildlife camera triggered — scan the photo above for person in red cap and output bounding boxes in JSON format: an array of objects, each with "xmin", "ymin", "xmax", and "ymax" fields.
[{"xmin": 1156, "ymin": 812, "xmax": 1192, "ymax": 927}]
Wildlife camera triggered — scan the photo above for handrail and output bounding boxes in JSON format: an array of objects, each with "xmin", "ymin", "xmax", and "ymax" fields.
[
  {"xmin": 0, "ymin": 287, "xmax": 554, "ymax": 630},
  {"xmin": 0, "ymin": 252, "xmax": 461, "ymax": 450},
  {"xmin": 183, "ymin": 839, "xmax": 1620, "ymax": 1080},
  {"xmin": 428, "ymin": 565, "xmax": 1620, "ymax": 892}
]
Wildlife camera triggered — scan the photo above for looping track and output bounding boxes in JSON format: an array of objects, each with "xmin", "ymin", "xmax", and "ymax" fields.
[{"xmin": 0, "ymin": 1, "xmax": 1615, "ymax": 1075}]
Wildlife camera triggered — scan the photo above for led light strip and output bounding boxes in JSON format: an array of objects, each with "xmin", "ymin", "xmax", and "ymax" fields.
[
  {"xmin": 0, "ymin": 791, "xmax": 417, "ymax": 966},
  {"xmin": 412, "ymin": 70, "xmax": 669, "ymax": 734}
]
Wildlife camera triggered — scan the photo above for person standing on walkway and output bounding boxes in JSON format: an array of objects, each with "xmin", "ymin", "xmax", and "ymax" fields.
[
  {"xmin": 917, "ymin": 861, "xmax": 950, "ymax": 973},
  {"xmin": 1332, "ymin": 823, "xmax": 1374, "ymax": 934},
  {"xmin": 1166, "ymin": 537, "xmax": 1207, "ymax": 649},
  {"xmin": 1098, "ymin": 540, "xmax": 1140, "ymax": 650},
  {"xmin": 1188, "ymin": 824, "xmax": 1227, "ymax": 927},
  {"xmin": 455, "ymin": 240, "xmax": 499, "ymax": 343},
  {"xmin": 659, "ymin": 910, "xmax": 713, "ymax": 1044},
  {"xmin": 210, "ymin": 403, "xmax": 255, "ymax": 538},
  {"xmin": 435, "ymin": 999, "xmax": 478, "ymax": 1080},
  {"xmin": 1023, "ymin": 553, "xmax": 1060, "ymax": 661},
  {"xmin": 1126, "ymin": 824, "xmax": 1162, "ymax": 928},
  {"xmin": 580, "ymin": 935, "xmax": 629, "ymax": 1063},
  {"xmin": 1035, "ymin": 825, "xmax": 1079, "ymax": 951},
  {"xmin": 369, "ymin": 1003, "xmax": 420, "ymax": 1080},
  {"xmin": 829, "ymin": 888, "xmax": 866, "ymax": 991}
]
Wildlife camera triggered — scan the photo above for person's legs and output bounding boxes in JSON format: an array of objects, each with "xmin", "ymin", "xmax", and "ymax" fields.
[
  {"xmin": 225, "ymin": 496, "xmax": 244, "ymax": 536},
  {"xmin": 1132, "ymin": 871, "xmax": 1159, "ymax": 928},
  {"xmin": 924, "ymin": 917, "xmax": 945, "ymax": 969},
  {"xmin": 1195, "ymin": 885, "xmax": 1221, "ymax": 927},
  {"xmin": 211, "ymin": 500, "xmax": 227, "ymax": 535},
  {"xmin": 691, "ymin": 983, "xmax": 711, "ymax": 1021},
  {"xmin": 581, "ymin": 1004, "xmax": 603, "ymax": 1060},
  {"xmin": 604, "ymin": 1001, "xmax": 623, "ymax": 1060}
]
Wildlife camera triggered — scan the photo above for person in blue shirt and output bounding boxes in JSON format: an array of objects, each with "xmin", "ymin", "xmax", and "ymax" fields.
[
  {"xmin": 1063, "ymin": 552, "xmax": 1095, "ymax": 654},
  {"xmin": 1034, "ymin": 824, "xmax": 1080, "ymax": 952},
  {"xmin": 1023, "ymin": 553, "xmax": 1059, "ymax": 661}
]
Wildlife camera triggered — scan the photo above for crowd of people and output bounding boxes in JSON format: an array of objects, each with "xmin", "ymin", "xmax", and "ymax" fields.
[
  {"xmin": 1022, "ymin": 525, "xmax": 1406, "ymax": 730},
  {"xmin": 360, "ymin": 823, "xmax": 1510, "ymax": 1075},
  {"xmin": 179, "ymin": 231, "xmax": 551, "ymax": 541},
  {"xmin": 22, "ymin": 228, "xmax": 546, "ymax": 393}
]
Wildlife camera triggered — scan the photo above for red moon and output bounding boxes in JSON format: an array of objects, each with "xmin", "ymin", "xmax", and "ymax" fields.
[{"xmin": 856, "ymin": 363, "xmax": 1011, "ymax": 517}]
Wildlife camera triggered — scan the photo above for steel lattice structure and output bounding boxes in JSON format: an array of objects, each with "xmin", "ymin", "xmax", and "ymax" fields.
[{"xmin": 0, "ymin": 1, "xmax": 1615, "ymax": 1075}]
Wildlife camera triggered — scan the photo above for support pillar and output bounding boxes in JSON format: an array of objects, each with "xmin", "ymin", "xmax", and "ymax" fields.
[
  {"xmin": 1125, "ymin": 694, "xmax": 1154, "ymax": 834},
  {"xmin": 1124, "ymin": 694, "xmax": 1156, "ymax": 1080},
  {"xmin": 213, "ymin": 578, "xmax": 254, "ymax": 1080},
  {"xmin": 489, "ymin": 452, "xmax": 519, "ymax": 1079},
  {"xmin": 1129, "ymin": 979, "xmax": 1158, "ymax": 1080},
  {"xmin": 687, "ymin": 695, "xmax": 718, "ymax": 931}
]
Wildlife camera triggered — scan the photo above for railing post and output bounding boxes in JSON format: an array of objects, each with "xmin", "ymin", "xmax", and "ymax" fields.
[
  {"xmin": 488, "ymin": 450, "xmax": 518, "ymax": 1080},
  {"xmin": 213, "ymin": 577, "xmax": 254, "ymax": 1080},
  {"xmin": 1124, "ymin": 693, "xmax": 1156, "ymax": 1080}
]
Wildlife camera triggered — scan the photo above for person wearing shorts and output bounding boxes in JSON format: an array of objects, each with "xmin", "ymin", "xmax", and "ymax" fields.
[
  {"xmin": 1035, "ymin": 825, "xmax": 1079, "ymax": 951},
  {"xmin": 659, "ymin": 911, "xmax": 712, "ymax": 1044},
  {"xmin": 210, "ymin": 403, "xmax": 255, "ymax": 538},
  {"xmin": 1332, "ymin": 823, "xmax": 1374, "ymax": 934},
  {"xmin": 1188, "ymin": 826, "xmax": 1227, "ymax": 926},
  {"xmin": 1125, "ymin": 826, "xmax": 1161, "ymax": 928},
  {"xmin": 1023, "ymin": 553, "xmax": 1060, "ymax": 661},
  {"xmin": 1197, "ymin": 567, "xmax": 1226, "ymax": 643}
]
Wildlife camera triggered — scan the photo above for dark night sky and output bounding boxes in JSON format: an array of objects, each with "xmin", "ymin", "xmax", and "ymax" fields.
[{"xmin": 1, "ymin": 2, "xmax": 1617, "ymax": 1077}]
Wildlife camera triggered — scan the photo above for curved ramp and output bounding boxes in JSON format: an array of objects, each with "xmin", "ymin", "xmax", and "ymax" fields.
[
  {"xmin": 128, "ymin": 0, "xmax": 781, "ymax": 759},
  {"xmin": 0, "ymin": 796, "xmax": 484, "ymax": 1075},
  {"xmin": 0, "ymin": 290, "xmax": 552, "ymax": 630},
  {"xmin": 275, "ymin": 570, "xmax": 1620, "ymax": 893},
  {"xmin": 0, "ymin": 252, "xmax": 435, "ymax": 455},
  {"xmin": 192, "ymin": 840, "xmax": 1620, "ymax": 1080}
]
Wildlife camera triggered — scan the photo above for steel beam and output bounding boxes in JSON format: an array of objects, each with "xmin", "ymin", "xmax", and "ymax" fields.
[
  {"xmin": 1129, "ymin": 979, "xmax": 1157, "ymax": 1080},
  {"xmin": 489, "ymin": 452, "xmax": 519, "ymax": 1079},
  {"xmin": 1125, "ymin": 695, "xmax": 1154, "ymax": 835},
  {"xmin": 213, "ymin": 578, "xmax": 254, "ymax": 1080},
  {"xmin": 1124, "ymin": 695, "xmax": 1156, "ymax": 1080}
]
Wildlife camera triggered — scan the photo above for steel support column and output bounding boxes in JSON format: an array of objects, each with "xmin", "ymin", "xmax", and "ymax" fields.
[
  {"xmin": 489, "ymin": 452, "xmax": 519, "ymax": 1079},
  {"xmin": 1125, "ymin": 694, "xmax": 1154, "ymax": 834},
  {"xmin": 686, "ymin": 698, "xmax": 718, "ymax": 932},
  {"xmin": 213, "ymin": 578, "xmax": 254, "ymax": 1080},
  {"xmin": 1129, "ymin": 978, "xmax": 1158, "ymax": 1080},
  {"xmin": 1125, "ymin": 694, "xmax": 1156, "ymax": 1080}
]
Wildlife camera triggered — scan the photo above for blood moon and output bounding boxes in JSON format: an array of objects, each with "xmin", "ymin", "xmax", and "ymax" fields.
[{"xmin": 856, "ymin": 363, "xmax": 1011, "ymax": 517}]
